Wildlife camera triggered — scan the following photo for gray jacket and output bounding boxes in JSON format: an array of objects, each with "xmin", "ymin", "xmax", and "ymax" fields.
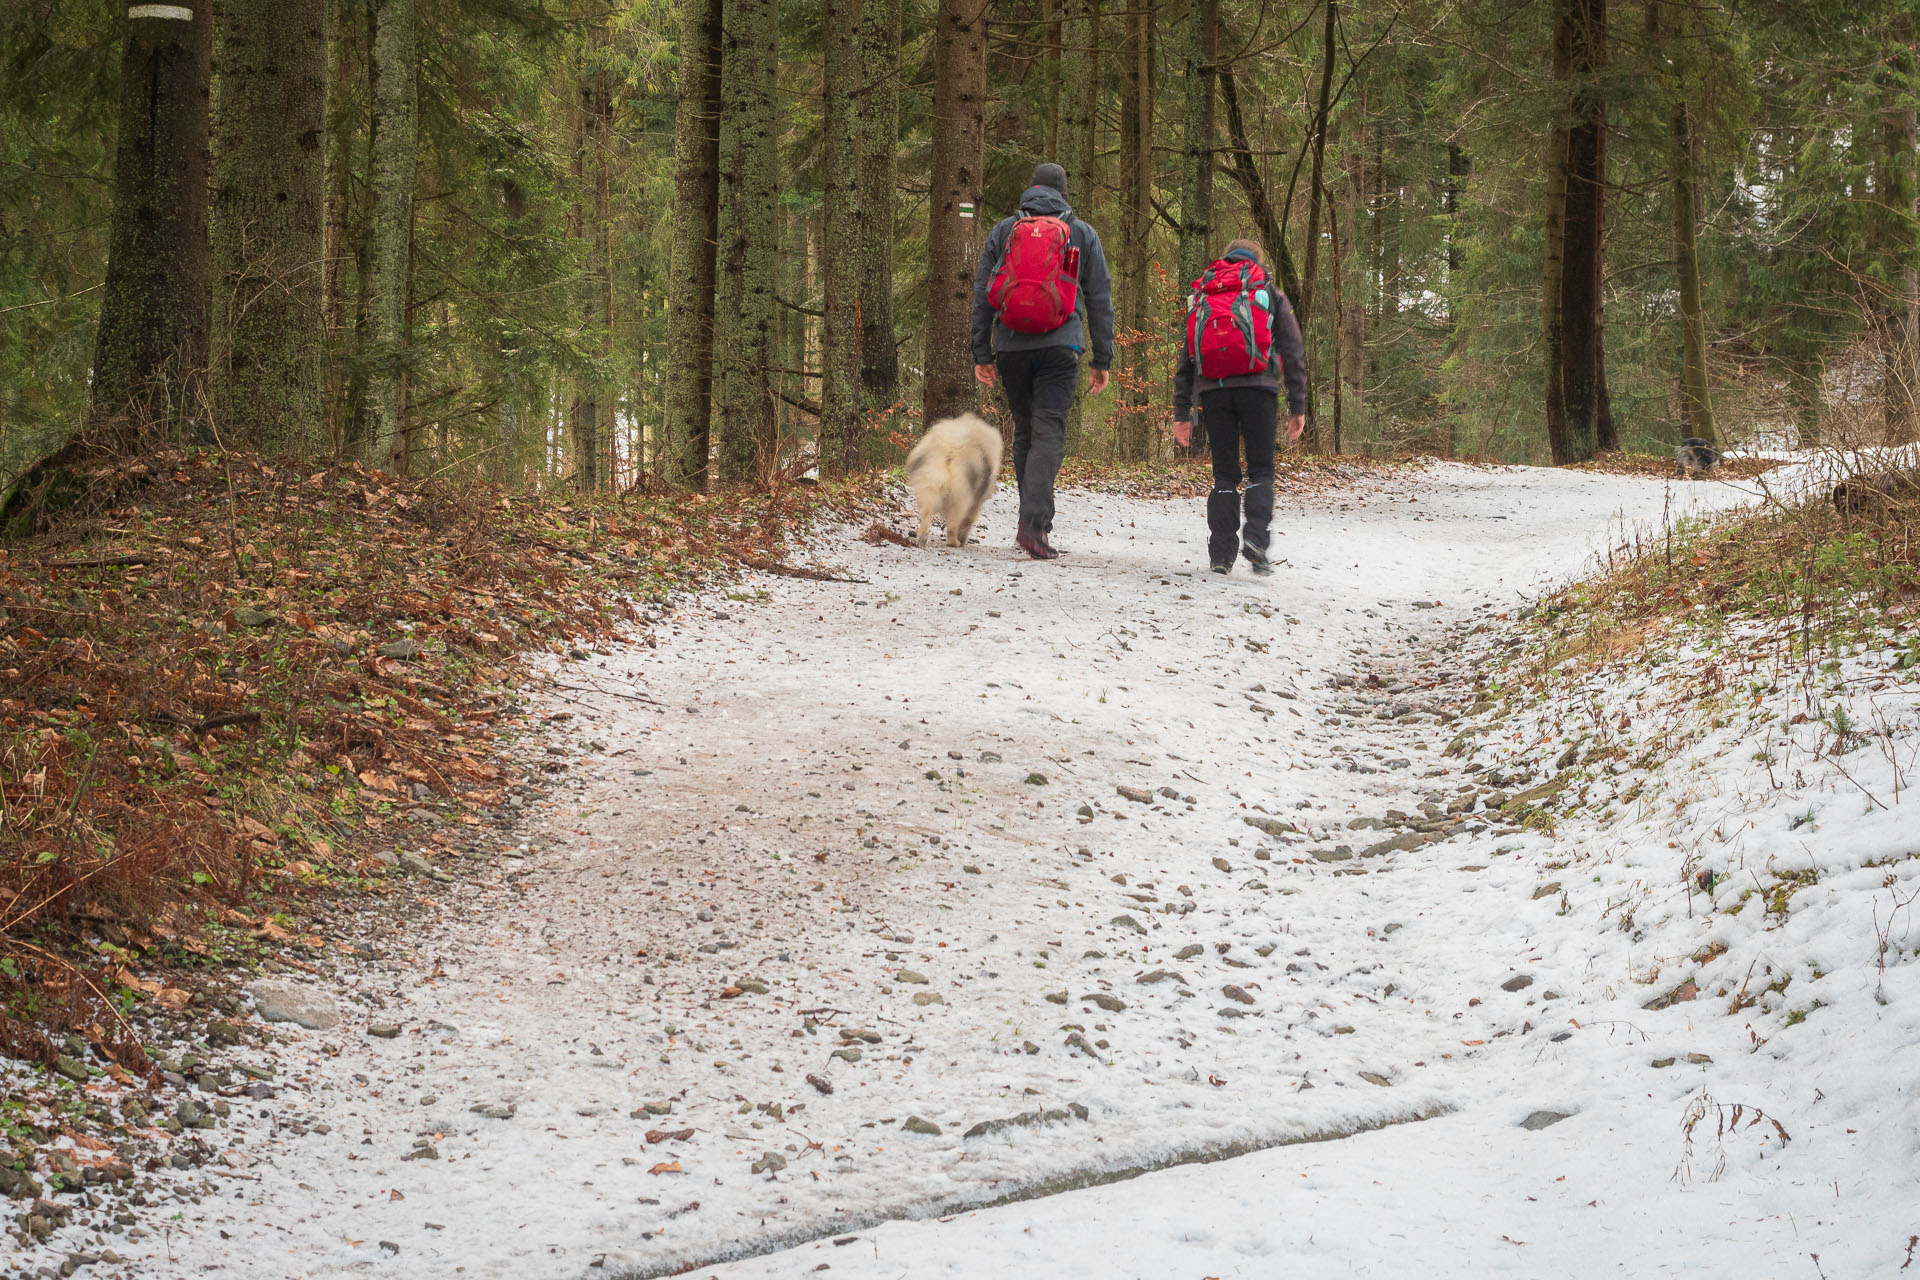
[{"xmin": 970, "ymin": 185, "xmax": 1116, "ymax": 370}]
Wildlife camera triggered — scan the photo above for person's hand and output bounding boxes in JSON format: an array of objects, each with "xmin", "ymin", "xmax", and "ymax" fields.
[
  {"xmin": 1171, "ymin": 418, "xmax": 1192, "ymax": 448},
  {"xmin": 974, "ymin": 364, "xmax": 996, "ymax": 388},
  {"xmin": 1088, "ymin": 369, "xmax": 1110, "ymax": 395},
  {"xmin": 1286, "ymin": 413, "xmax": 1306, "ymax": 441}
]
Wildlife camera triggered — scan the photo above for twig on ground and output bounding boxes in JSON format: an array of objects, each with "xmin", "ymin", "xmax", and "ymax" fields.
[
  {"xmin": 43, "ymin": 553, "xmax": 160, "ymax": 569},
  {"xmin": 737, "ymin": 554, "xmax": 867, "ymax": 583}
]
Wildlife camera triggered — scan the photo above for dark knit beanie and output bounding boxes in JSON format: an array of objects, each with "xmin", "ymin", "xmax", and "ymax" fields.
[{"xmin": 1031, "ymin": 163, "xmax": 1068, "ymax": 195}]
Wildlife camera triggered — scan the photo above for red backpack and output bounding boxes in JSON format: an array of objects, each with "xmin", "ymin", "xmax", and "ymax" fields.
[
  {"xmin": 988, "ymin": 215, "xmax": 1082, "ymax": 333},
  {"xmin": 1187, "ymin": 258, "xmax": 1276, "ymax": 379}
]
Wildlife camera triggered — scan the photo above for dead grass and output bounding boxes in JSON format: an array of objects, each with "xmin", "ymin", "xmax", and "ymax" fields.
[
  {"xmin": 1529, "ymin": 458, "xmax": 1920, "ymax": 675},
  {"xmin": 0, "ymin": 447, "xmax": 889, "ymax": 1063},
  {"xmin": 1566, "ymin": 451, "xmax": 1785, "ymax": 481}
]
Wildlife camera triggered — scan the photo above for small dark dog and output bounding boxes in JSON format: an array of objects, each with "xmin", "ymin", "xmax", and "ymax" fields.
[
  {"xmin": 1832, "ymin": 469, "xmax": 1920, "ymax": 515},
  {"xmin": 1676, "ymin": 437, "xmax": 1721, "ymax": 480}
]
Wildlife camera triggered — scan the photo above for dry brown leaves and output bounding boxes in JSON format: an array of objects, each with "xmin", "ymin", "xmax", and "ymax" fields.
[{"xmin": 0, "ymin": 447, "xmax": 875, "ymax": 1053}]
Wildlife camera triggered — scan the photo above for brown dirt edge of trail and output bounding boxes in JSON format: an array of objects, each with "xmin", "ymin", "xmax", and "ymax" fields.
[
  {"xmin": 612, "ymin": 1103, "xmax": 1450, "ymax": 1280},
  {"xmin": 0, "ymin": 446, "xmax": 894, "ymax": 1074}
]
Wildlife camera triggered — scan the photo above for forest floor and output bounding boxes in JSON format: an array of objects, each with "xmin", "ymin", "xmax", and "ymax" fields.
[{"xmin": 8, "ymin": 457, "xmax": 1919, "ymax": 1279}]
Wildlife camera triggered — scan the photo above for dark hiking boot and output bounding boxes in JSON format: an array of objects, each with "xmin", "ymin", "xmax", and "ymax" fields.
[
  {"xmin": 1017, "ymin": 523, "xmax": 1062, "ymax": 560},
  {"xmin": 1242, "ymin": 541, "xmax": 1274, "ymax": 576},
  {"xmin": 1209, "ymin": 562, "xmax": 1232, "ymax": 576}
]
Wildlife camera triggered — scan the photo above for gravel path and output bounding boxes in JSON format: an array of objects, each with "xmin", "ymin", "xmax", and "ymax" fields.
[{"xmin": 125, "ymin": 462, "xmax": 1756, "ymax": 1279}]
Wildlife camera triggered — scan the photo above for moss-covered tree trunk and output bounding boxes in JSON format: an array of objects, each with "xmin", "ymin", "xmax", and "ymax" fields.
[
  {"xmin": 211, "ymin": 0, "xmax": 326, "ymax": 455},
  {"xmin": 665, "ymin": 0, "xmax": 723, "ymax": 489},
  {"xmin": 714, "ymin": 0, "xmax": 778, "ymax": 483},
  {"xmin": 357, "ymin": 0, "xmax": 416, "ymax": 471},
  {"xmin": 1176, "ymin": 0, "xmax": 1215, "ymax": 292},
  {"xmin": 923, "ymin": 0, "xmax": 986, "ymax": 424},
  {"xmin": 855, "ymin": 0, "xmax": 902, "ymax": 443},
  {"xmin": 1659, "ymin": 1, "xmax": 1715, "ymax": 448},
  {"xmin": 1173, "ymin": 0, "xmax": 1215, "ymax": 457},
  {"xmin": 89, "ymin": 3, "xmax": 212, "ymax": 443},
  {"xmin": 819, "ymin": 0, "xmax": 863, "ymax": 476},
  {"xmin": 569, "ymin": 54, "xmax": 614, "ymax": 492},
  {"xmin": 1060, "ymin": 0, "xmax": 1098, "ymax": 223}
]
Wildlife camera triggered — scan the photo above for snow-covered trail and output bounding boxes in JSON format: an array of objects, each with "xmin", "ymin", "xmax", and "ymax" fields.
[{"xmin": 143, "ymin": 462, "xmax": 1787, "ymax": 1279}]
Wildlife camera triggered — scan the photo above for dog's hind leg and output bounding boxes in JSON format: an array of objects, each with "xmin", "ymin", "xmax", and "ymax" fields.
[
  {"xmin": 914, "ymin": 506, "xmax": 933, "ymax": 548},
  {"xmin": 950, "ymin": 497, "xmax": 984, "ymax": 546}
]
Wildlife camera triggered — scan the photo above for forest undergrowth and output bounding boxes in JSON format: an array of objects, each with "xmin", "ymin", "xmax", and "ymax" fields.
[{"xmin": 0, "ymin": 446, "xmax": 903, "ymax": 1071}]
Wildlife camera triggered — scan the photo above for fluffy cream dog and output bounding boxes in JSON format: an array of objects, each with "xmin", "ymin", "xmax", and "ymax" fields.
[{"xmin": 905, "ymin": 413, "xmax": 1002, "ymax": 547}]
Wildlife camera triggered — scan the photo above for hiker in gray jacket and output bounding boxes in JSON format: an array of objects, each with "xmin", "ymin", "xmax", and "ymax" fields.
[{"xmin": 970, "ymin": 162, "xmax": 1115, "ymax": 560}]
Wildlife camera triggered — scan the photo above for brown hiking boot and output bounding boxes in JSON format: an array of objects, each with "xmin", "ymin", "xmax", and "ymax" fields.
[{"xmin": 1016, "ymin": 522, "xmax": 1062, "ymax": 560}]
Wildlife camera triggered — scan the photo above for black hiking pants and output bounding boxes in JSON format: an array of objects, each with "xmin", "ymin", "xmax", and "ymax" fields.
[
  {"xmin": 996, "ymin": 346, "xmax": 1080, "ymax": 535},
  {"xmin": 1200, "ymin": 385, "xmax": 1279, "ymax": 566}
]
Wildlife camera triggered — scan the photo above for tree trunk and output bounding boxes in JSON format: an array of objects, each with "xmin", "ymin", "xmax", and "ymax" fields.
[
  {"xmin": 1177, "ymin": 0, "xmax": 1217, "ymax": 291},
  {"xmin": 1542, "ymin": 0, "xmax": 1572, "ymax": 463},
  {"xmin": 1041, "ymin": 0, "xmax": 1063, "ymax": 158},
  {"xmin": 665, "ymin": 0, "xmax": 723, "ymax": 489},
  {"xmin": 1174, "ymin": 0, "xmax": 1214, "ymax": 457},
  {"xmin": 1117, "ymin": 0, "xmax": 1152, "ymax": 458},
  {"xmin": 358, "ymin": 0, "xmax": 416, "ymax": 471},
  {"xmin": 714, "ymin": 0, "xmax": 779, "ymax": 483},
  {"xmin": 1881, "ymin": 11, "xmax": 1919, "ymax": 441},
  {"xmin": 820, "ymin": 0, "xmax": 863, "ymax": 476},
  {"xmin": 569, "ymin": 57, "xmax": 613, "ymax": 492},
  {"xmin": 89, "ymin": 4, "xmax": 212, "ymax": 442},
  {"xmin": 1059, "ymin": 0, "xmax": 1099, "ymax": 449},
  {"xmin": 1328, "ymin": 181, "xmax": 1345, "ymax": 455},
  {"xmin": 1556, "ymin": 0, "xmax": 1607, "ymax": 463},
  {"xmin": 322, "ymin": 0, "xmax": 364, "ymax": 455},
  {"xmin": 1444, "ymin": 144, "xmax": 1467, "ymax": 280},
  {"xmin": 923, "ymin": 0, "xmax": 987, "ymax": 424},
  {"xmin": 1662, "ymin": 2, "xmax": 1715, "ymax": 447},
  {"xmin": 855, "ymin": 0, "xmax": 902, "ymax": 438},
  {"xmin": 1218, "ymin": 66, "xmax": 1300, "ymax": 306},
  {"xmin": 1592, "ymin": 93, "xmax": 1615, "ymax": 453},
  {"xmin": 210, "ymin": 0, "xmax": 327, "ymax": 456},
  {"xmin": 1060, "ymin": 0, "xmax": 1098, "ymax": 222},
  {"xmin": 1340, "ymin": 130, "xmax": 1365, "ymax": 428},
  {"xmin": 1298, "ymin": 0, "xmax": 1337, "ymax": 330},
  {"xmin": 1297, "ymin": 0, "xmax": 1337, "ymax": 453}
]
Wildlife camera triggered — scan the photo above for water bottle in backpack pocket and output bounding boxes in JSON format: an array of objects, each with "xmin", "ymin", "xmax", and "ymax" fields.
[
  {"xmin": 1187, "ymin": 259, "xmax": 1276, "ymax": 379},
  {"xmin": 988, "ymin": 215, "xmax": 1083, "ymax": 334}
]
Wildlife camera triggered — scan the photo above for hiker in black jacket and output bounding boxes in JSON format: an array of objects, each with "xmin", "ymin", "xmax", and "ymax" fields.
[
  {"xmin": 1172, "ymin": 239, "xmax": 1308, "ymax": 576},
  {"xmin": 971, "ymin": 162, "xmax": 1115, "ymax": 560}
]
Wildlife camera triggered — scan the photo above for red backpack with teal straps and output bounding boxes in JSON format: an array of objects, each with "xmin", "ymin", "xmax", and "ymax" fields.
[{"xmin": 1186, "ymin": 257, "xmax": 1276, "ymax": 379}]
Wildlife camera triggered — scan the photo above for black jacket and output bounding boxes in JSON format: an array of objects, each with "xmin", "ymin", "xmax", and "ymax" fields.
[
  {"xmin": 970, "ymin": 185, "xmax": 1116, "ymax": 370},
  {"xmin": 1173, "ymin": 251, "xmax": 1309, "ymax": 420}
]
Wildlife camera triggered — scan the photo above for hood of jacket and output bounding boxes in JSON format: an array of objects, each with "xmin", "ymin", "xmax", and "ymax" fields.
[{"xmin": 1017, "ymin": 185, "xmax": 1073, "ymax": 219}]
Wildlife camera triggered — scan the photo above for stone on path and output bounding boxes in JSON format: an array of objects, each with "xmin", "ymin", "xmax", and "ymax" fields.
[{"xmin": 246, "ymin": 980, "xmax": 340, "ymax": 1030}]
